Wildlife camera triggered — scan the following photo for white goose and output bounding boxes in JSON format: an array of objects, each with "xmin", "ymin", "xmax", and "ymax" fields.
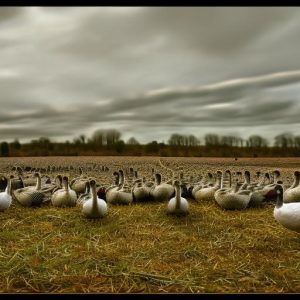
[
  {"xmin": 0, "ymin": 175, "xmax": 13, "ymax": 211},
  {"xmin": 106, "ymin": 170, "xmax": 133, "ymax": 205},
  {"xmin": 167, "ymin": 180, "xmax": 189, "ymax": 215},
  {"xmin": 70, "ymin": 167, "xmax": 89, "ymax": 196},
  {"xmin": 51, "ymin": 176, "xmax": 77, "ymax": 207},
  {"xmin": 191, "ymin": 172, "xmax": 213, "ymax": 199},
  {"xmin": 215, "ymin": 177, "xmax": 252, "ymax": 210},
  {"xmin": 283, "ymin": 171, "xmax": 300, "ymax": 203},
  {"xmin": 78, "ymin": 181, "xmax": 91, "ymax": 205},
  {"xmin": 194, "ymin": 171, "xmax": 222, "ymax": 202},
  {"xmin": 274, "ymin": 185, "xmax": 300, "ymax": 233},
  {"xmin": 150, "ymin": 173, "xmax": 175, "ymax": 202},
  {"xmin": 132, "ymin": 177, "xmax": 153, "ymax": 202},
  {"xmin": 13, "ymin": 173, "xmax": 47, "ymax": 207},
  {"xmin": 82, "ymin": 180, "xmax": 107, "ymax": 218}
]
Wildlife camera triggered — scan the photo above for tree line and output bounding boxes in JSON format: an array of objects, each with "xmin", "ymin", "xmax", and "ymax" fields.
[{"xmin": 1, "ymin": 130, "xmax": 300, "ymax": 157}]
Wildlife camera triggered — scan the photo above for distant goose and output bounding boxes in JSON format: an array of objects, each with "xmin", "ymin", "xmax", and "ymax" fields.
[
  {"xmin": 106, "ymin": 170, "xmax": 133, "ymax": 205},
  {"xmin": 274, "ymin": 185, "xmax": 300, "ymax": 233},
  {"xmin": 194, "ymin": 171, "xmax": 222, "ymax": 202},
  {"xmin": 150, "ymin": 173, "xmax": 175, "ymax": 202},
  {"xmin": 0, "ymin": 175, "xmax": 13, "ymax": 211},
  {"xmin": 167, "ymin": 180, "xmax": 189, "ymax": 215},
  {"xmin": 283, "ymin": 171, "xmax": 300, "ymax": 203},
  {"xmin": 215, "ymin": 178, "xmax": 252, "ymax": 210},
  {"xmin": 51, "ymin": 176, "xmax": 77, "ymax": 207},
  {"xmin": 82, "ymin": 180, "xmax": 108, "ymax": 218},
  {"xmin": 13, "ymin": 173, "xmax": 47, "ymax": 207}
]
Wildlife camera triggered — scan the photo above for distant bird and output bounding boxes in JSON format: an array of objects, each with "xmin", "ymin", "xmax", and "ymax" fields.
[
  {"xmin": 167, "ymin": 180, "xmax": 189, "ymax": 215},
  {"xmin": 274, "ymin": 185, "xmax": 300, "ymax": 233},
  {"xmin": 82, "ymin": 180, "xmax": 107, "ymax": 218},
  {"xmin": 0, "ymin": 175, "xmax": 13, "ymax": 211}
]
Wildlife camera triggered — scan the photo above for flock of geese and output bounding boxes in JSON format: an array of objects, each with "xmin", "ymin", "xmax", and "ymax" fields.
[{"xmin": 0, "ymin": 165, "xmax": 300, "ymax": 233}]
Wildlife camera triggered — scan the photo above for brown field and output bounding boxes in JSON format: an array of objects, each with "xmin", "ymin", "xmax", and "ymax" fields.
[{"xmin": 1, "ymin": 156, "xmax": 300, "ymax": 293}]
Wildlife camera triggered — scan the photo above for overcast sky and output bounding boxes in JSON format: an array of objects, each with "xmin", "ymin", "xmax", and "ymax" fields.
[{"xmin": 1, "ymin": 7, "xmax": 300, "ymax": 144}]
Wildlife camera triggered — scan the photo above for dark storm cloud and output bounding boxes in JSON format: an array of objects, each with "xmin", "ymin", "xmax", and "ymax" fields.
[{"xmin": 2, "ymin": 7, "xmax": 300, "ymax": 143}]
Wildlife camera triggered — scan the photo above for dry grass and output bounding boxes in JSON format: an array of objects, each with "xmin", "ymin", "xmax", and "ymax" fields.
[{"xmin": 1, "ymin": 156, "xmax": 300, "ymax": 293}]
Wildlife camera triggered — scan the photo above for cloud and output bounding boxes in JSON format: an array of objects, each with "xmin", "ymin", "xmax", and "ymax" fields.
[{"xmin": 1, "ymin": 7, "xmax": 300, "ymax": 143}]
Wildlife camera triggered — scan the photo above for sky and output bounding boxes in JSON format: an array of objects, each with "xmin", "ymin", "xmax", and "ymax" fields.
[{"xmin": 1, "ymin": 7, "xmax": 300, "ymax": 144}]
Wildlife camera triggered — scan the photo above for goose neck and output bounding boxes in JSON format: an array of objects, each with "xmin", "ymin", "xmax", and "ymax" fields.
[
  {"xmin": 175, "ymin": 184, "xmax": 181, "ymax": 209},
  {"xmin": 6, "ymin": 177, "xmax": 12, "ymax": 195},
  {"xmin": 275, "ymin": 187, "xmax": 284, "ymax": 208},
  {"xmin": 291, "ymin": 172, "xmax": 300, "ymax": 189},
  {"xmin": 91, "ymin": 184, "xmax": 98, "ymax": 211},
  {"xmin": 36, "ymin": 174, "xmax": 41, "ymax": 190}
]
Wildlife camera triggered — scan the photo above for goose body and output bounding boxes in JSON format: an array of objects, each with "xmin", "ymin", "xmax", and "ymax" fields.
[
  {"xmin": 51, "ymin": 176, "xmax": 77, "ymax": 207},
  {"xmin": 194, "ymin": 171, "xmax": 222, "ymax": 202},
  {"xmin": 82, "ymin": 180, "xmax": 107, "ymax": 218},
  {"xmin": 274, "ymin": 185, "xmax": 300, "ymax": 233},
  {"xmin": 0, "ymin": 176, "xmax": 13, "ymax": 211},
  {"xmin": 150, "ymin": 173, "xmax": 175, "ymax": 202},
  {"xmin": 132, "ymin": 177, "xmax": 153, "ymax": 202},
  {"xmin": 13, "ymin": 173, "xmax": 46, "ymax": 207},
  {"xmin": 167, "ymin": 180, "xmax": 189, "ymax": 215},
  {"xmin": 215, "ymin": 184, "xmax": 252, "ymax": 210},
  {"xmin": 283, "ymin": 171, "xmax": 300, "ymax": 203},
  {"xmin": 70, "ymin": 167, "xmax": 89, "ymax": 195},
  {"xmin": 106, "ymin": 170, "xmax": 133, "ymax": 205}
]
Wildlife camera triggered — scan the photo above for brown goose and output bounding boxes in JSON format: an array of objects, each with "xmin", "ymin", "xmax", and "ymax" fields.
[{"xmin": 13, "ymin": 173, "xmax": 47, "ymax": 207}]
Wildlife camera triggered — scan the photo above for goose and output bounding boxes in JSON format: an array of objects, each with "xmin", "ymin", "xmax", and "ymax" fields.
[
  {"xmin": 70, "ymin": 167, "xmax": 89, "ymax": 196},
  {"xmin": 191, "ymin": 172, "xmax": 213, "ymax": 199},
  {"xmin": 214, "ymin": 178, "xmax": 252, "ymax": 210},
  {"xmin": 13, "ymin": 173, "xmax": 47, "ymax": 207},
  {"xmin": 274, "ymin": 185, "xmax": 300, "ymax": 233},
  {"xmin": 132, "ymin": 177, "xmax": 153, "ymax": 202},
  {"xmin": 82, "ymin": 180, "xmax": 108, "ymax": 218},
  {"xmin": 0, "ymin": 175, "xmax": 13, "ymax": 211},
  {"xmin": 41, "ymin": 174, "xmax": 63, "ymax": 195},
  {"xmin": 103, "ymin": 171, "xmax": 120, "ymax": 200},
  {"xmin": 239, "ymin": 171, "xmax": 251, "ymax": 190},
  {"xmin": 51, "ymin": 176, "xmax": 77, "ymax": 207},
  {"xmin": 283, "ymin": 171, "xmax": 300, "ymax": 203},
  {"xmin": 167, "ymin": 180, "xmax": 189, "ymax": 215},
  {"xmin": 106, "ymin": 170, "xmax": 133, "ymax": 205},
  {"xmin": 78, "ymin": 181, "xmax": 91, "ymax": 204},
  {"xmin": 194, "ymin": 171, "xmax": 222, "ymax": 202},
  {"xmin": 150, "ymin": 173, "xmax": 175, "ymax": 202}
]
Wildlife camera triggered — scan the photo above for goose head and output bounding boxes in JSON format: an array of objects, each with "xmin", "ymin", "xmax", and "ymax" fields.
[{"xmin": 62, "ymin": 176, "xmax": 69, "ymax": 190}]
